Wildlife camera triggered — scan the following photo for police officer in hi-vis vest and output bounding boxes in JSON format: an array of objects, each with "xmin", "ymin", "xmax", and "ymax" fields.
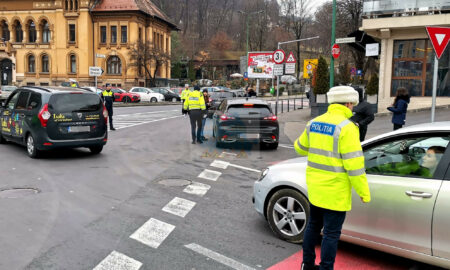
[
  {"xmin": 101, "ymin": 83, "xmax": 116, "ymax": 131},
  {"xmin": 183, "ymin": 85, "xmax": 206, "ymax": 144}
]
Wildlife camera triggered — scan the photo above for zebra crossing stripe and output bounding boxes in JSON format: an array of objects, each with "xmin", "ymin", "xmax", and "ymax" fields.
[
  {"xmin": 93, "ymin": 251, "xmax": 142, "ymax": 270},
  {"xmin": 198, "ymin": 169, "xmax": 222, "ymax": 181},
  {"xmin": 183, "ymin": 182, "xmax": 211, "ymax": 197},
  {"xmin": 162, "ymin": 197, "xmax": 196, "ymax": 218},
  {"xmin": 130, "ymin": 218, "xmax": 175, "ymax": 249}
]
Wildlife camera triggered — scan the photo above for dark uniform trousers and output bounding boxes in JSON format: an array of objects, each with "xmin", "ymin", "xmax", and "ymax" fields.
[{"xmin": 188, "ymin": 109, "xmax": 203, "ymax": 141}]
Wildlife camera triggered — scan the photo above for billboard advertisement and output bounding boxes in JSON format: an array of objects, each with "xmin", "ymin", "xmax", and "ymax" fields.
[{"xmin": 247, "ymin": 52, "xmax": 274, "ymax": 79}]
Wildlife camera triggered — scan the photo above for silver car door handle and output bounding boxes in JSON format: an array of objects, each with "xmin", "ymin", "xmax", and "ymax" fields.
[{"xmin": 405, "ymin": 191, "xmax": 433, "ymax": 198}]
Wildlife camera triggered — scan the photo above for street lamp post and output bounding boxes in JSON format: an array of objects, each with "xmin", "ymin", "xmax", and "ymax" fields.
[
  {"xmin": 330, "ymin": 0, "xmax": 337, "ymax": 88},
  {"xmin": 239, "ymin": 10, "xmax": 264, "ymax": 55}
]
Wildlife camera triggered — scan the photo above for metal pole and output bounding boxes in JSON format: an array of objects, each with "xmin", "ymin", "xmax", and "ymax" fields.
[
  {"xmin": 329, "ymin": 0, "xmax": 336, "ymax": 88},
  {"xmin": 95, "ymin": 56, "xmax": 97, "ymax": 89},
  {"xmin": 275, "ymin": 41, "xmax": 281, "ymax": 116},
  {"xmin": 246, "ymin": 16, "xmax": 249, "ymax": 55},
  {"xmin": 431, "ymin": 56, "xmax": 438, "ymax": 122},
  {"xmin": 288, "ymin": 98, "xmax": 290, "ymax": 112}
]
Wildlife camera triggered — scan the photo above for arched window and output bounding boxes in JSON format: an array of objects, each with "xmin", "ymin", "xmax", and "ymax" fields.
[
  {"xmin": 28, "ymin": 55, "xmax": 35, "ymax": 73},
  {"xmin": 65, "ymin": 0, "xmax": 68, "ymax": 10},
  {"xmin": 42, "ymin": 55, "xmax": 49, "ymax": 73},
  {"xmin": 107, "ymin": 56, "xmax": 121, "ymax": 75},
  {"xmin": 1, "ymin": 21, "xmax": 9, "ymax": 41},
  {"xmin": 69, "ymin": 54, "xmax": 76, "ymax": 73},
  {"xmin": 74, "ymin": 0, "xmax": 78, "ymax": 10},
  {"xmin": 42, "ymin": 20, "xmax": 50, "ymax": 43},
  {"xmin": 28, "ymin": 21, "xmax": 36, "ymax": 43},
  {"xmin": 14, "ymin": 21, "xmax": 23, "ymax": 43}
]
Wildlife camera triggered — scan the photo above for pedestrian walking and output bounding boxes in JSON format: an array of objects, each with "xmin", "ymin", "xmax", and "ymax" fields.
[
  {"xmin": 294, "ymin": 86, "xmax": 371, "ymax": 270},
  {"xmin": 200, "ymin": 89, "xmax": 211, "ymax": 141},
  {"xmin": 184, "ymin": 85, "xmax": 206, "ymax": 144},
  {"xmin": 181, "ymin": 84, "xmax": 191, "ymax": 115},
  {"xmin": 247, "ymin": 88, "xmax": 256, "ymax": 97},
  {"xmin": 101, "ymin": 83, "xmax": 116, "ymax": 131},
  {"xmin": 350, "ymin": 87, "xmax": 374, "ymax": 141},
  {"xmin": 388, "ymin": 87, "xmax": 410, "ymax": 130}
]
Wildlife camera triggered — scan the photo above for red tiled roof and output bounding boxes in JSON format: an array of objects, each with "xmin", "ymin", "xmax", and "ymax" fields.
[{"xmin": 93, "ymin": 0, "xmax": 177, "ymax": 29}]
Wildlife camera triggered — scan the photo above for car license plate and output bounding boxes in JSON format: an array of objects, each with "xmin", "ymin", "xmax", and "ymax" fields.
[
  {"xmin": 68, "ymin": 126, "xmax": 90, "ymax": 133},
  {"xmin": 240, "ymin": 134, "xmax": 259, "ymax": 139}
]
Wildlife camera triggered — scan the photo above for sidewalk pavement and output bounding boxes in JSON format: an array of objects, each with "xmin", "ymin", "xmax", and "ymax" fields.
[{"xmin": 278, "ymin": 106, "xmax": 450, "ymax": 145}]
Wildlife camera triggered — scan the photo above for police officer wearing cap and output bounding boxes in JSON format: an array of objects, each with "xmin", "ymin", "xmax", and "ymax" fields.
[
  {"xmin": 184, "ymin": 85, "xmax": 206, "ymax": 144},
  {"xmin": 295, "ymin": 86, "xmax": 371, "ymax": 270},
  {"xmin": 101, "ymin": 83, "xmax": 116, "ymax": 131}
]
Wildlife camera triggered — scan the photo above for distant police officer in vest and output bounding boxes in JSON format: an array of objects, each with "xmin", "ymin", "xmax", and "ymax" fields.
[
  {"xmin": 295, "ymin": 86, "xmax": 371, "ymax": 270},
  {"xmin": 184, "ymin": 85, "xmax": 206, "ymax": 144},
  {"xmin": 101, "ymin": 83, "xmax": 116, "ymax": 131},
  {"xmin": 181, "ymin": 84, "xmax": 191, "ymax": 115},
  {"xmin": 70, "ymin": 78, "xmax": 77, "ymax": 88}
]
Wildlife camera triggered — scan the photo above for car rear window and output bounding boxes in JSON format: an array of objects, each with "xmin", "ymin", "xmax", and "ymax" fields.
[
  {"xmin": 227, "ymin": 104, "xmax": 271, "ymax": 117},
  {"xmin": 49, "ymin": 93, "xmax": 102, "ymax": 113},
  {"xmin": 210, "ymin": 92, "xmax": 234, "ymax": 99}
]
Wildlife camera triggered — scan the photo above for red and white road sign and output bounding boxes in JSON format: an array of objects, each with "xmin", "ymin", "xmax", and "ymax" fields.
[
  {"xmin": 426, "ymin": 26, "xmax": 450, "ymax": 60},
  {"xmin": 286, "ymin": 52, "xmax": 297, "ymax": 63},
  {"xmin": 332, "ymin": 44, "xmax": 340, "ymax": 59},
  {"xmin": 273, "ymin": 50, "xmax": 286, "ymax": 64}
]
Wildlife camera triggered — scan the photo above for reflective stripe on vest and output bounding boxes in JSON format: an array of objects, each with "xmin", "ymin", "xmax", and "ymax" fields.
[
  {"xmin": 308, "ymin": 160, "xmax": 365, "ymax": 176},
  {"xmin": 307, "ymin": 119, "xmax": 352, "ymax": 159}
]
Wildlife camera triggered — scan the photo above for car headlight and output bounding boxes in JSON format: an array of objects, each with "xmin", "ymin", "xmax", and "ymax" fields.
[{"xmin": 258, "ymin": 168, "xmax": 269, "ymax": 181}]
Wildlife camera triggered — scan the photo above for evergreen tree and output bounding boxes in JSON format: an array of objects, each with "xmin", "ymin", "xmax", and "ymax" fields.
[
  {"xmin": 366, "ymin": 73, "xmax": 379, "ymax": 96},
  {"xmin": 314, "ymin": 56, "xmax": 329, "ymax": 95},
  {"xmin": 171, "ymin": 62, "xmax": 182, "ymax": 78}
]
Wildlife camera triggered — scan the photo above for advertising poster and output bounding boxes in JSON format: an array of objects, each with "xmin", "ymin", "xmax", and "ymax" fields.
[{"xmin": 247, "ymin": 52, "xmax": 274, "ymax": 79}]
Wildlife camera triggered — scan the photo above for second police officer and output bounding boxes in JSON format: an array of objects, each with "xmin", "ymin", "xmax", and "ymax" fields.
[
  {"xmin": 183, "ymin": 85, "xmax": 206, "ymax": 144},
  {"xmin": 101, "ymin": 83, "xmax": 116, "ymax": 131}
]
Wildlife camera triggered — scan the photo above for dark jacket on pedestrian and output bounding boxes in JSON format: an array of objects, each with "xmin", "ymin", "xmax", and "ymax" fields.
[
  {"xmin": 350, "ymin": 88, "xmax": 374, "ymax": 141},
  {"xmin": 388, "ymin": 95, "xmax": 410, "ymax": 125}
]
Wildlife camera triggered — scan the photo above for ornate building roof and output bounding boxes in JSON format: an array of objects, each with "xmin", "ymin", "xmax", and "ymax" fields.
[{"xmin": 93, "ymin": 0, "xmax": 178, "ymax": 29}]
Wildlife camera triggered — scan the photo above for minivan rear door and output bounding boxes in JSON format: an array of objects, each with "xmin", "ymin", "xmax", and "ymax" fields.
[
  {"xmin": 10, "ymin": 90, "xmax": 30, "ymax": 142},
  {"xmin": 1, "ymin": 91, "xmax": 19, "ymax": 139},
  {"xmin": 46, "ymin": 93, "xmax": 106, "ymax": 140}
]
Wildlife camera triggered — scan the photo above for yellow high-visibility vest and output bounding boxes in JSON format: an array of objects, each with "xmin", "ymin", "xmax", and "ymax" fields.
[
  {"xmin": 183, "ymin": 90, "xmax": 206, "ymax": 111},
  {"xmin": 294, "ymin": 104, "xmax": 371, "ymax": 211},
  {"xmin": 102, "ymin": 90, "xmax": 113, "ymax": 97},
  {"xmin": 181, "ymin": 88, "xmax": 191, "ymax": 100}
]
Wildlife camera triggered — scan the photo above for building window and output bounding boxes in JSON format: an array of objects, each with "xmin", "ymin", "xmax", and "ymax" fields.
[
  {"xmin": 28, "ymin": 21, "xmax": 37, "ymax": 43},
  {"xmin": 70, "ymin": 54, "xmax": 76, "ymax": 73},
  {"xmin": 392, "ymin": 39, "xmax": 450, "ymax": 97},
  {"xmin": 42, "ymin": 21, "xmax": 51, "ymax": 43},
  {"xmin": 69, "ymin": 24, "xmax": 76, "ymax": 43},
  {"xmin": 1, "ymin": 21, "xmax": 10, "ymax": 41},
  {"xmin": 166, "ymin": 37, "xmax": 168, "ymax": 53},
  {"xmin": 110, "ymin": 26, "xmax": 117, "ymax": 44},
  {"xmin": 65, "ymin": 0, "xmax": 79, "ymax": 11},
  {"xmin": 121, "ymin": 26, "xmax": 127, "ymax": 43},
  {"xmin": 28, "ymin": 55, "xmax": 35, "ymax": 73},
  {"xmin": 100, "ymin": 26, "xmax": 106, "ymax": 44},
  {"xmin": 42, "ymin": 55, "xmax": 49, "ymax": 73},
  {"xmin": 107, "ymin": 56, "xmax": 121, "ymax": 75},
  {"xmin": 15, "ymin": 22, "xmax": 23, "ymax": 43},
  {"xmin": 138, "ymin": 28, "xmax": 142, "ymax": 41}
]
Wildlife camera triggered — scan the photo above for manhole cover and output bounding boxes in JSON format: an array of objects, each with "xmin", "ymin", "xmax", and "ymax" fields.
[
  {"xmin": 158, "ymin": 179, "xmax": 192, "ymax": 187},
  {"xmin": 0, "ymin": 188, "xmax": 40, "ymax": 199}
]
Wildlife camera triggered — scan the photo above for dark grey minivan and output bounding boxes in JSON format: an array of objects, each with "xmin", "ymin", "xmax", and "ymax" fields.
[{"xmin": 0, "ymin": 86, "xmax": 108, "ymax": 158}]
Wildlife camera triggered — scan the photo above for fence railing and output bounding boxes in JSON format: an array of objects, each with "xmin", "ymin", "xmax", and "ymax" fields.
[{"xmin": 264, "ymin": 94, "xmax": 309, "ymax": 115}]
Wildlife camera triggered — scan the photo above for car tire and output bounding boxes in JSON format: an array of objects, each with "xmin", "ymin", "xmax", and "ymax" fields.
[
  {"xmin": 151, "ymin": 97, "xmax": 157, "ymax": 103},
  {"xmin": 266, "ymin": 188, "xmax": 309, "ymax": 243},
  {"xmin": 89, "ymin": 145, "xmax": 103, "ymax": 155},
  {"xmin": 172, "ymin": 97, "xmax": 177, "ymax": 102},
  {"xmin": 0, "ymin": 132, "xmax": 5, "ymax": 144},
  {"xmin": 26, "ymin": 133, "xmax": 40, "ymax": 159},
  {"xmin": 123, "ymin": 97, "xmax": 131, "ymax": 103}
]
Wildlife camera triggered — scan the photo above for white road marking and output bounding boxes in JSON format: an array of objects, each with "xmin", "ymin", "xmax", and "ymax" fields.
[
  {"xmin": 115, "ymin": 115, "xmax": 182, "ymax": 130},
  {"xmin": 279, "ymin": 143, "xmax": 294, "ymax": 149},
  {"xmin": 210, "ymin": 160, "xmax": 261, "ymax": 173},
  {"xmin": 117, "ymin": 109, "xmax": 178, "ymax": 117},
  {"xmin": 185, "ymin": 243, "xmax": 256, "ymax": 270},
  {"xmin": 93, "ymin": 251, "xmax": 142, "ymax": 270},
  {"xmin": 130, "ymin": 218, "xmax": 175, "ymax": 249},
  {"xmin": 183, "ymin": 182, "xmax": 211, "ymax": 197},
  {"xmin": 162, "ymin": 197, "xmax": 196, "ymax": 218},
  {"xmin": 219, "ymin": 151, "xmax": 238, "ymax": 158},
  {"xmin": 198, "ymin": 169, "xmax": 222, "ymax": 181}
]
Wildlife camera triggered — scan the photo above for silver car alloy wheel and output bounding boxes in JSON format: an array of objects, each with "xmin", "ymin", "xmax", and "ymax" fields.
[
  {"xmin": 272, "ymin": 196, "xmax": 307, "ymax": 237},
  {"xmin": 27, "ymin": 135, "xmax": 34, "ymax": 155}
]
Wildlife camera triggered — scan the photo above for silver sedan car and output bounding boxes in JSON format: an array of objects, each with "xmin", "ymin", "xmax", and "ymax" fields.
[{"xmin": 253, "ymin": 122, "xmax": 450, "ymax": 268}]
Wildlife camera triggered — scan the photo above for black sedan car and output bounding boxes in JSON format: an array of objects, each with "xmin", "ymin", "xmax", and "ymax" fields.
[
  {"xmin": 212, "ymin": 98, "xmax": 279, "ymax": 149},
  {"xmin": 151, "ymin": 87, "xmax": 181, "ymax": 102},
  {"xmin": 207, "ymin": 90, "xmax": 234, "ymax": 118}
]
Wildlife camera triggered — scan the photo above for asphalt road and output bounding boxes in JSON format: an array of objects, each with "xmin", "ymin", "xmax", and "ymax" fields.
[{"xmin": 0, "ymin": 104, "xmax": 446, "ymax": 270}]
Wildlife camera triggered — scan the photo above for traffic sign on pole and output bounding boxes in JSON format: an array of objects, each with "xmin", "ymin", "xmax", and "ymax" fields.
[
  {"xmin": 286, "ymin": 52, "xmax": 296, "ymax": 63},
  {"xmin": 332, "ymin": 44, "xmax": 340, "ymax": 59},
  {"xmin": 273, "ymin": 50, "xmax": 286, "ymax": 64},
  {"xmin": 89, "ymin": 66, "xmax": 104, "ymax": 77},
  {"xmin": 426, "ymin": 26, "xmax": 450, "ymax": 60}
]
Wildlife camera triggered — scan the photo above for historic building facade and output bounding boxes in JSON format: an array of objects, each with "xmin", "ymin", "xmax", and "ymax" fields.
[{"xmin": 0, "ymin": 0, "xmax": 176, "ymax": 88}]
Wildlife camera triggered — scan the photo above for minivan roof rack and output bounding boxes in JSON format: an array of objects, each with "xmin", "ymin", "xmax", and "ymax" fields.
[{"xmin": 22, "ymin": 86, "xmax": 51, "ymax": 92}]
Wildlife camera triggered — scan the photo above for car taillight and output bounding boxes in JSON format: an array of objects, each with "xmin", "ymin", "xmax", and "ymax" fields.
[
  {"xmin": 103, "ymin": 105, "xmax": 108, "ymax": 124},
  {"xmin": 264, "ymin": 115, "xmax": 278, "ymax": 121},
  {"xmin": 220, "ymin": 114, "xmax": 235, "ymax": 121},
  {"xmin": 38, "ymin": 104, "xmax": 51, "ymax": 127}
]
